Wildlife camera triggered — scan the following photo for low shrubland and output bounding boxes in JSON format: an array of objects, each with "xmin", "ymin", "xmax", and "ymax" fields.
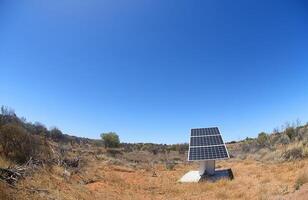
[
  {"xmin": 1, "ymin": 105, "xmax": 308, "ymax": 199},
  {"xmin": 229, "ymin": 122, "xmax": 308, "ymax": 162}
]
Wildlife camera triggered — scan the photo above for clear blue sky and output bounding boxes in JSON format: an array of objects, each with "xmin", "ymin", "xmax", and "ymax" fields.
[{"xmin": 1, "ymin": 0, "xmax": 308, "ymax": 144}]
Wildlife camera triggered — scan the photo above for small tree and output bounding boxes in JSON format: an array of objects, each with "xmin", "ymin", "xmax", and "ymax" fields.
[
  {"xmin": 285, "ymin": 127, "xmax": 296, "ymax": 140},
  {"xmin": 0, "ymin": 106, "xmax": 15, "ymax": 116},
  {"xmin": 100, "ymin": 132, "xmax": 120, "ymax": 148},
  {"xmin": 257, "ymin": 132, "xmax": 268, "ymax": 147},
  {"xmin": 49, "ymin": 127, "xmax": 63, "ymax": 141}
]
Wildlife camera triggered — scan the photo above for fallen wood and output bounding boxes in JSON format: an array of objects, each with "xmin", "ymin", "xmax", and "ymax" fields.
[
  {"xmin": 62, "ymin": 157, "xmax": 80, "ymax": 168},
  {"xmin": 0, "ymin": 157, "xmax": 42, "ymax": 186},
  {"xmin": 25, "ymin": 187, "xmax": 49, "ymax": 193},
  {"xmin": 0, "ymin": 167, "xmax": 25, "ymax": 185}
]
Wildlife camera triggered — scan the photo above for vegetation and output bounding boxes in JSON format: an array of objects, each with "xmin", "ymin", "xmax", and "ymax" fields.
[
  {"xmin": 165, "ymin": 161, "xmax": 177, "ymax": 170},
  {"xmin": 100, "ymin": 132, "xmax": 120, "ymax": 148},
  {"xmin": 0, "ymin": 124, "xmax": 50, "ymax": 164},
  {"xmin": 285, "ymin": 127, "xmax": 297, "ymax": 140},
  {"xmin": 1, "ymin": 105, "xmax": 308, "ymax": 199},
  {"xmin": 232, "ymin": 121, "xmax": 308, "ymax": 161},
  {"xmin": 257, "ymin": 132, "xmax": 269, "ymax": 147},
  {"xmin": 294, "ymin": 170, "xmax": 308, "ymax": 190},
  {"xmin": 282, "ymin": 142, "xmax": 308, "ymax": 161},
  {"xmin": 49, "ymin": 127, "xmax": 63, "ymax": 141}
]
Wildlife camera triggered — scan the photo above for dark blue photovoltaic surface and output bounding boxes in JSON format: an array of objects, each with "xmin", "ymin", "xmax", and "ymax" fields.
[
  {"xmin": 189, "ymin": 145, "xmax": 228, "ymax": 160},
  {"xmin": 190, "ymin": 135, "xmax": 223, "ymax": 146},
  {"xmin": 191, "ymin": 127, "xmax": 220, "ymax": 136},
  {"xmin": 188, "ymin": 127, "xmax": 229, "ymax": 161}
]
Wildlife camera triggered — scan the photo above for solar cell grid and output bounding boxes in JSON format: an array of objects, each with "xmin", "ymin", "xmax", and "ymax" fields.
[
  {"xmin": 188, "ymin": 127, "xmax": 229, "ymax": 161},
  {"xmin": 191, "ymin": 127, "xmax": 220, "ymax": 136},
  {"xmin": 189, "ymin": 145, "xmax": 228, "ymax": 160},
  {"xmin": 190, "ymin": 135, "xmax": 223, "ymax": 146}
]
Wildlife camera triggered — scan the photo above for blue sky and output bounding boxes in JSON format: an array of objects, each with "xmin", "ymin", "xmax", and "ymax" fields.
[{"xmin": 1, "ymin": 0, "xmax": 308, "ymax": 144}]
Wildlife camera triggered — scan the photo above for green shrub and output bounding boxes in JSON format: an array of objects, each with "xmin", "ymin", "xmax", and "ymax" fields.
[
  {"xmin": 100, "ymin": 132, "xmax": 120, "ymax": 148},
  {"xmin": 0, "ymin": 124, "xmax": 51, "ymax": 164},
  {"xmin": 285, "ymin": 127, "xmax": 296, "ymax": 140},
  {"xmin": 257, "ymin": 132, "xmax": 269, "ymax": 147},
  {"xmin": 49, "ymin": 127, "xmax": 63, "ymax": 141}
]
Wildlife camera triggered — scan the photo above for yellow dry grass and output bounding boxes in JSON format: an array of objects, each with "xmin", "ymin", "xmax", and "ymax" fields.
[
  {"xmin": 3, "ymin": 157, "xmax": 308, "ymax": 200},
  {"xmin": 84, "ymin": 158, "xmax": 308, "ymax": 200}
]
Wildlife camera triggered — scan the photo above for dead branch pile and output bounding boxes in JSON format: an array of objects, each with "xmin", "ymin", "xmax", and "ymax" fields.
[
  {"xmin": 0, "ymin": 167, "xmax": 24, "ymax": 185},
  {"xmin": 0, "ymin": 157, "xmax": 42, "ymax": 186},
  {"xmin": 62, "ymin": 157, "xmax": 80, "ymax": 168},
  {"xmin": 50, "ymin": 145, "xmax": 81, "ymax": 168}
]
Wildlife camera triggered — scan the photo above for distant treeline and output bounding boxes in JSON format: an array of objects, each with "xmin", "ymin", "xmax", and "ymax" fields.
[
  {"xmin": 0, "ymin": 106, "xmax": 188, "ymax": 155},
  {"xmin": 121, "ymin": 142, "xmax": 188, "ymax": 154},
  {"xmin": 0, "ymin": 106, "xmax": 93, "ymax": 145},
  {"xmin": 3, "ymin": 105, "xmax": 306, "ymax": 162}
]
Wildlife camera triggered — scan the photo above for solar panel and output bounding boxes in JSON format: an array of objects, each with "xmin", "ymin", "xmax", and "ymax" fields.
[{"xmin": 188, "ymin": 127, "xmax": 229, "ymax": 161}]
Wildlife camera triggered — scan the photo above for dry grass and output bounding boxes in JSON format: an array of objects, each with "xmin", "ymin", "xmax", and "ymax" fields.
[
  {"xmin": 0, "ymin": 156, "xmax": 11, "ymax": 168},
  {"xmin": 80, "ymin": 158, "xmax": 308, "ymax": 200},
  {"xmin": 294, "ymin": 170, "xmax": 308, "ymax": 190},
  {"xmin": 2, "ymin": 152, "xmax": 308, "ymax": 200},
  {"xmin": 0, "ymin": 157, "xmax": 16, "ymax": 200},
  {"xmin": 0, "ymin": 182, "xmax": 15, "ymax": 200}
]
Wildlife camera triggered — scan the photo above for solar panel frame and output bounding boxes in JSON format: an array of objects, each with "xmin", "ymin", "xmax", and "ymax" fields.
[{"xmin": 188, "ymin": 127, "xmax": 229, "ymax": 161}]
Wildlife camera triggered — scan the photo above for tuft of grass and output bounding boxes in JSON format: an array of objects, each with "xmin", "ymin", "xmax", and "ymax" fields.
[
  {"xmin": 215, "ymin": 189, "xmax": 228, "ymax": 199},
  {"xmin": 282, "ymin": 142, "xmax": 306, "ymax": 161},
  {"xmin": 0, "ymin": 157, "xmax": 10, "ymax": 168},
  {"xmin": 0, "ymin": 182, "xmax": 14, "ymax": 200},
  {"xmin": 257, "ymin": 184, "xmax": 269, "ymax": 200},
  {"xmin": 294, "ymin": 171, "xmax": 308, "ymax": 190},
  {"xmin": 165, "ymin": 161, "xmax": 176, "ymax": 170}
]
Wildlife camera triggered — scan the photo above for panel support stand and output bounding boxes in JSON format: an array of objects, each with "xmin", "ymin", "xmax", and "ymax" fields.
[{"xmin": 199, "ymin": 160, "xmax": 215, "ymax": 175}]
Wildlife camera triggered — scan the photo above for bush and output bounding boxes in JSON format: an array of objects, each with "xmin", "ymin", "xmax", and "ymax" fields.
[
  {"xmin": 241, "ymin": 142, "xmax": 250, "ymax": 152},
  {"xmin": 165, "ymin": 161, "xmax": 176, "ymax": 170},
  {"xmin": 276, "ymin": 134, "xmax": 290, "ymax": 145},
  {"xmin": 0, "ymin": 106, "xmax": 15, "ymax": 116},
  {"xmin": 33, "ymin": 122, "xmax": 48, "ymax": 136},
  {"xmin": 101, "ymin": 132, "xmax": 120, "ymax": 148},
  {"xmin": 285, "ymin": 127, "xmax": 296, "ymax": 140},
  {"xmin": 297, "ymin": 127, "xmax": 308, "ymax": 141},
  {"xmin": 0, "ymin": 124, "xmax": 51, "ymax": 164},
  {"xmin": 49, "ymin": 127, "xmax": 63, "ymax": 141},
  {"xmin": 257, "ymin": 132, "xmax": 269, "ymax": 147},
  {"xmin": 106, "ymin": 148, "xmax": 123, "ymax": 157},
  {"xmin": 150, "ymin": 147, "xmax": 159, "ymax": 155},
  {"xmin": 281, "ymin": 143, "xmax": 305, "ymax": 160},
  {"xmin": 294, "ymin": 171, "xmax": 308, "ymax": 190}
]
